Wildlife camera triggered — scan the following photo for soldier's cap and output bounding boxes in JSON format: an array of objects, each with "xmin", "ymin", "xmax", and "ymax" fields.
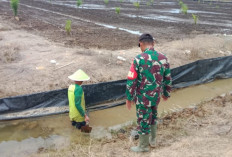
[{"xmin": 138, "ymin": 33, "xmax": 154, "ymax": 47}]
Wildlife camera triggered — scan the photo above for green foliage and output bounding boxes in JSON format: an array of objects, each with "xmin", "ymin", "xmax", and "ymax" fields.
[
  {"xmin": 104, "ymin": 0, "xmax": 109, "ymax": 5},
  {"xmin": 119, "ymin": 0, "xmax": 123, "ymax": 2},
  {"xmin": 178, "ymin": 0, "xmax": 188, "ymax": 14},
  {"xmin": 179, "ymin": 0, "xmax": 188, "ymax": 15},
  {"xmin": 181, "ymin": 4, "xmax": 188, "ymax": 14},
  {"xmin": 76, "ymin": 0, "xmax": 82, "ymax": 7},
  {"xmin": 133, "ymin": 2, "xmax": 140, "ymax": 9},
  {"xmin": 10, "ymin": 0, "xmax": 19, "ymax": 17},
  {"xmin": 65, "ymin": 20, "xmax": 72, "ymax": 35},
  {"xmin": 198, "ymin": 0, "xmax": 201, "ymax": 4},
  {"xmin": 192, "ymin": 14, "xmax": 199, "ymax": 25},
  {"xmin": 115, "ymin": 7, "xmax": 120, "ymax": 14},
  {"xmin": 215, "ymin": 5, "xmax": 220, "ymax": 9}
]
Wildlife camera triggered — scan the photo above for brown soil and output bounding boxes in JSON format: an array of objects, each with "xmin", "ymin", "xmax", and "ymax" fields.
[
  {"xmin": 0, "ymin": 44, "xmax": 21, "ymax": 63},
  {"xmin": 0, "ymin": 0, "xmax": 232, "ymax": 98},
  {"xmin": 1, "ymin": 0, "xmax": 232, "ymax": 50},
  {"xmin": 32, "ymin": 92, "xmax": 232, "ymax": 157},
  {"xmin": 0, "ymin": 15, "xmax": 232, "ymax": 98}
]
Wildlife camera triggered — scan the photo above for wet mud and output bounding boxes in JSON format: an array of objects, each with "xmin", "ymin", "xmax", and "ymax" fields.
[{"xmin": 0, "ymin": 78, "xmax": 232, "ymax": 156}]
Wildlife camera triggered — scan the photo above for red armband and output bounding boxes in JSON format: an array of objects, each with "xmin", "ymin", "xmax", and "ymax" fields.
[{"xmin": 127, "ymin": 62, "xmax": 138, "ymax": 80}]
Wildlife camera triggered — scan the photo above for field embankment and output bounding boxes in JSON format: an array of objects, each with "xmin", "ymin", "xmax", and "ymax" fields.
[{"xmin": 31, "ymin": 92, "xmax": 232, "ymax": 157}]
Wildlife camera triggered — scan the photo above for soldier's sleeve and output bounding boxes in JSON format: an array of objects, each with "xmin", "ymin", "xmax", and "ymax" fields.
[
  {"xmin": 163, "ymin": 59, "xmax": 172, "ymax": 98},
  {"xmin": 74, "ymin": 86, "xmax": 85, "ymax": 117},
  {"xmin": 126, "ymin": 58, "xmax": 139, "ymax": 101}
]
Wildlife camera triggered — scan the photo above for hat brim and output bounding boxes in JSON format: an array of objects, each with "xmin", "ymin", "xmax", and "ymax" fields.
[{"xmin": 68, "ymin": 75, "xmax": 90, "ymax": 81}]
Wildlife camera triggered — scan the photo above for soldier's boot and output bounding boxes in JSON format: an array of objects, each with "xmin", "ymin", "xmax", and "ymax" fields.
[
  {"xmin": 149, "ymin": 123, "xmax": 157, "ymax": 147},
  {"xmin": 130, "ymin": 134, "xmax": 150, "ymax": 152}
]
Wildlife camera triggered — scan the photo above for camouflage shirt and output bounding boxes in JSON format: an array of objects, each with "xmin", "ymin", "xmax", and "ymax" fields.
[{"xmin": 126, "ymin": 48, "xmax": 172, "ymax": 107}]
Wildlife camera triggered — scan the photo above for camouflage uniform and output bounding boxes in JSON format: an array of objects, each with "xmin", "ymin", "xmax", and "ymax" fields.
[{"xmin": 126, "ymin": 48, "xmax": 172, "ymax": 135}]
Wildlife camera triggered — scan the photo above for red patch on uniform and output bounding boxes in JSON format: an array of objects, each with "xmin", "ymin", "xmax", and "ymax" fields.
[{"xmin": 127, "ymin": 62, "xmax": 138, "ymax": 80}]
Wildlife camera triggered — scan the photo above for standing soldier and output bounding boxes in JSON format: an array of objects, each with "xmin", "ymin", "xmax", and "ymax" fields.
[{"xmin": 126, "ymin": 33, "xmax": 172, "ymax": 152}]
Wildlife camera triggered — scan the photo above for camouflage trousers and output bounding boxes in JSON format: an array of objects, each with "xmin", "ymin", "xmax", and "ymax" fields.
[{"xmin": 136, "ymin": 103, "xmax": 158, "ymax": 135}]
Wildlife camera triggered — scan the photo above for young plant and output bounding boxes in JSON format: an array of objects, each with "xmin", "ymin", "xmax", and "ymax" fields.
[
  {"xmin": 10, "ymin": 0, "xmax": 19, "ymax": 17},
  {"xmin": 192, "ymin": 14, "xmax": 199, "ymax": 25},
  {"xmin": 133, "ymin": 2, "xmax": 140, "ymax": 9},
  {"xmin": 146, "ymin": 2, "xmax": 151, "ymax": 6},
  {"xmin": 120, "ymin": 0, "xmax": 123, "ymax": 2},
  {"xmin": 65, "ymin": 20, "xmax": 72, "ymax": 35},
  {"xmin": 181, "ymin": 3, "xmax": 188, "ymax": 14},
  {"xmin": 76, "ymin": 0, "xmax": 82, "ymax": 7},
  {"xmin": 115, "ymin": 7, "xmax": 120, "ymax": 14},
  {"xmin": 104, "ymin": 0, "xmax": 109, "ymax": 5}
]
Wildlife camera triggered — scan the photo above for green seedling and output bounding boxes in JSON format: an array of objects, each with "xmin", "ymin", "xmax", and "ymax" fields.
[
  {"xmin": 133, "ymin": 2, "xmax": 140, "ymax": 9},
  {"xmin": 120, "ymin": 0, "xmax": 123, "ymax": 2},
  {"xmin": 115, "ymin": 7, "xmax": 120, "ymax": 14},
  {"xmin": 181, "ymin": 3, "xmax": 188, "ymax": 14},
  {"xmin": 65, "ymin": 20, "xmax": 72, "ymax": 35},
  {"xmin": 215, "ymin": 5, "xmax": 220, "ymax": 9},
  {"xmin": 178, "ymin": 0, "xmax": 188, "ymax": 14},
  {"xmin": 10, "ymin": 0, "xmax": 19, "ymax": 17},
  {"xmin": 76, "ymin": 0, "xmax": 82, "ymax": 7},
  {"xmin": 104, "ymin": 0, "xmax": 109, "ymax": 5},
  {"xmin": 192, "ymin": 14, "xmax": 199, "ymax": 25},
  {"xmin": 146, "ymin": 2, "xmax": 151, "ymax": 6}
]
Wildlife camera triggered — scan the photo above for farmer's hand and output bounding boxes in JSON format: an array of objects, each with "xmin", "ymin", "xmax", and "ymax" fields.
[
  {"xmin": 162, "ymin": 95, "xmax": 168, "ymax": 101},
  {"xmin": 85, "ymin": 115, "xmax": 90, "ymax": 122},
  {"xmin": 126, "ymin": 100, "xmax": 134, "ymax": 110}
]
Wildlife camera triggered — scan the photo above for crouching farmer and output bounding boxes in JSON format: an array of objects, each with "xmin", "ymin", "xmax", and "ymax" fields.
[
  {"xmin": 68, "ymin": 69, "xmax": 90, "ymax": 129},
  {"xmin": 126, "ymin": 34, "xmax": 172, "ymax": 152}
]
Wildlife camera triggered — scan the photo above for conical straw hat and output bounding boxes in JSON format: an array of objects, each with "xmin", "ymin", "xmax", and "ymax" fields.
[{"xmin": 68, "ymin": 69, "xmax": 90, "ymax": 81}]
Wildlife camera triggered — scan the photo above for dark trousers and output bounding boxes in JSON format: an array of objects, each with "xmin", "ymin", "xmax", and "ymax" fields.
[{"xmin": 71, "ymin": 121, "xmax": 86, "ymax": 129}]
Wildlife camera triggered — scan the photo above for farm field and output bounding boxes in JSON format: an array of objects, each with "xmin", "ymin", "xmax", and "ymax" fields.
[
  {"xmin": 1, "ymin": 0, "xmax": 232, "ymax": 49},
  {"xmin": 0, "ymin": 0, "xmax": 232, "ymax": 98},
  {"xmin": 0, "ymin": 0, "xmax": 232, "ymax": 156}
]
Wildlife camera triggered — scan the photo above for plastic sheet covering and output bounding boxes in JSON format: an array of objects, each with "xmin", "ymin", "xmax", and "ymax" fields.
[{"xmin": 0, "ymin": 56, "xmax": 232, "ymax": 120}]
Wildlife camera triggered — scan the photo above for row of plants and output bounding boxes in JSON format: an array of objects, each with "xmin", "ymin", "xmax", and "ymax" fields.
[
  {"xmin": 9, "ymin": 0, "xmax": 221, "ymax": 35},
  {"xmin": 178, "ymin": 0, "xmax": 199, "ymax": 26}
]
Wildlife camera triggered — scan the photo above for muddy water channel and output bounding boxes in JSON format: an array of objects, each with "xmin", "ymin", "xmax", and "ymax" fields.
[{"xmin": 1, "ymin": 78, "xmax": 232, "ymax": 157}]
